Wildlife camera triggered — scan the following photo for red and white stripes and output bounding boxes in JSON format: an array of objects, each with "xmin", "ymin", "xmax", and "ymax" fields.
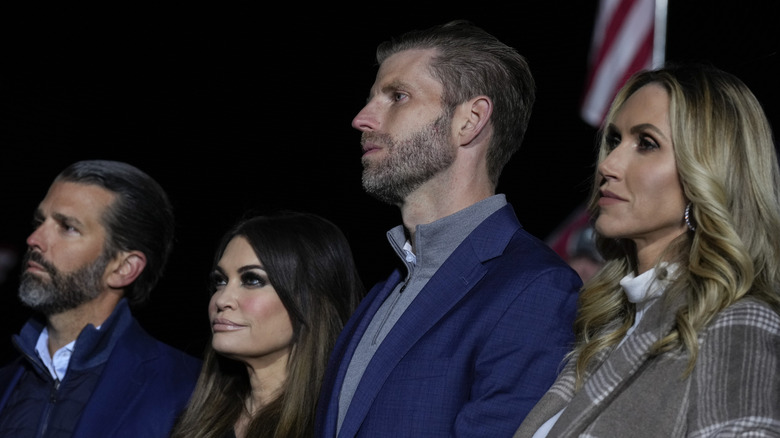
[{"xmin": 580, "ymin": 0, "xmax": 666, "ymax": 127}]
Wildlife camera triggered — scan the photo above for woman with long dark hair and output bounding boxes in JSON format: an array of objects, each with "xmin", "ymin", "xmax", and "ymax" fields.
[{"xmin": 171, "ymin": 211, "xmax": 364, "ymax": 438}]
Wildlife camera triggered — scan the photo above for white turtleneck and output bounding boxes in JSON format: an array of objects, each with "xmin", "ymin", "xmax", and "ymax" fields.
[{"xmin": 617, "ymin": 265, "xmax": 675, "ymax": 346}]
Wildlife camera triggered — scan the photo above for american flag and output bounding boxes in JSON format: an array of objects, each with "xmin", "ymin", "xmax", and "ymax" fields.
[{"xmin": 580, "ymin": 0, "xmax": 667, "ymax": 127}]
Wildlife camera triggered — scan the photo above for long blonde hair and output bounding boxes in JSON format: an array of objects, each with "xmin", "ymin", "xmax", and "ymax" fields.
[{"xmin": 572, "ymin": 64, "xmax": 780, "ymax": 388}]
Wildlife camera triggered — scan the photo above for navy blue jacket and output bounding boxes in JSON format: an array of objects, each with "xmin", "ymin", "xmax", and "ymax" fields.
[
  {"xmin": 316, "ymin": 204, "xmax": 582, "ymax": 437},
  {"xmin": 0, "ymin": 299, "xmax": 201, "ymax": 438}
]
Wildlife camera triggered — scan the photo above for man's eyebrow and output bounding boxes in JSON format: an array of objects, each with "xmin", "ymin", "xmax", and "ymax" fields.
[
  {"xmin": 52, "ymin": 211, "xmax": 85, "ymax": 228},
  {"xmin": 381, "ymin": 79, "xmax": 412, "ymax": 93}
]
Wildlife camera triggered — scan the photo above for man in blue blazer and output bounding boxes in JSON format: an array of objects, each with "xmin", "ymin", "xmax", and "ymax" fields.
[
  {"xmin": 0, "ymin": 160, "xmax": 200, "ymax": 438},
  {"xmin": 315, "ymin": 21, "xmax": 582, "ymax": 437}
]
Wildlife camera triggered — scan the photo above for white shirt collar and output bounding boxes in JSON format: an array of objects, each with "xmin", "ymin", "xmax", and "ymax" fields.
[
  {"xmin": 35, "ymin": 327, "xmax": 76, "ymax": 381},
  {"xmin": 402, "ymin": 240, "xmax": 417, "ymax": 265}
]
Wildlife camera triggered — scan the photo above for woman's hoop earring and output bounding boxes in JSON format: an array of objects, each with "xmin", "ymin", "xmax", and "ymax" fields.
[{"xmin": 684, "ymin": 202, "xmax": 696, "ymax": 232}]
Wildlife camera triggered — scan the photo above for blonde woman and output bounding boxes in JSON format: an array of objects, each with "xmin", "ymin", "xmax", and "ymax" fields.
[{"xmin": 515, "ymin": 64, "xmax": 780, "ymax": 437}]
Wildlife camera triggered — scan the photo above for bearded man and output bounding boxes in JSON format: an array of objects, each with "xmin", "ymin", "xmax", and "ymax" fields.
[
  {"xmin": 315, "ymin": 21, "xmax": 583, "ymax": 438},
  {"xmin": 0, "ymin": 160, "xmax": 200, "ymax": 438}
]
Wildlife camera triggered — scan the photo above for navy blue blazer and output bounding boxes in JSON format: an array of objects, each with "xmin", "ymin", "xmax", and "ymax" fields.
[
  {"xmin": 0, "ymin": 301, "xmax": 201, "ymax": 438},
  {"xmin": 316, "ymin": 204, "xmax": 582, "ymax": 437}
]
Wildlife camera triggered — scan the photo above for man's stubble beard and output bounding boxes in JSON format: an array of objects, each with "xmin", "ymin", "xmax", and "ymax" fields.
[
  {"xmin": 19, "ymin": 249, "xmax": 111, "ymax": 316},
  {"xmin": 361, "ymin": 114, "xmax": 455, "ymax": 205}
]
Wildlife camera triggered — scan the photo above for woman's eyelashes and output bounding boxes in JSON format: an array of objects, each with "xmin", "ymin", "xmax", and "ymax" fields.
[
  {"xmin": 209, "ymin": 270, "xmax": 227, "ymax": 294},
  {"xmin": 606, "ymin": 131, "xmax": 620, "ymax": 151},
  {"xmin": 636, "ymin": 134, "xmax": 660, "ymax": 151},
  {"xmin": 605, "ymin": 128, "xmax": 660, "ymax": 152},
  {"xmin": 209, "ymin": 267, "xmax": 269, "ymax": 294},
  {"xmin": 239, "ymin": 270, "xmax": 268, "ymax": 288},
  {"xmin": 605, "ymin": 125, "xmax": 622, "ymax": 150}
]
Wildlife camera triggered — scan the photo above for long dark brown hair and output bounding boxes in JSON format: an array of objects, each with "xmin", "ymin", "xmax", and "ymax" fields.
[{"xmin": 170, "ymin": 211, "xmax": 364, "ymax": 438}]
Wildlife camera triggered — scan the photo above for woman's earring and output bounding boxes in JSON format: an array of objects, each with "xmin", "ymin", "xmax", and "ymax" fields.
[{"xmin": 684, "ymin": 202, "xmax": 696, "ymax": 232}]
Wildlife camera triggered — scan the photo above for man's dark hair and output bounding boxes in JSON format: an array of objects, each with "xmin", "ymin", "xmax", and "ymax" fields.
[{"xmin": 55, "ymin": 160, "xmax": 174, "ymax": 306}]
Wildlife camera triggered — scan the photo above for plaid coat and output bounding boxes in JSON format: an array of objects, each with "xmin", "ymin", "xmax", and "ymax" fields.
[{"xmin": 514, "ymin": 297, "xmax": 780, "ymax": 437}]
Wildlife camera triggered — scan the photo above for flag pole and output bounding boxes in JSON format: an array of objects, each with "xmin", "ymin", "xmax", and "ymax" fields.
[{"xmin": 653, "ymin": 0, "xmax": 668, "ymax": 68}]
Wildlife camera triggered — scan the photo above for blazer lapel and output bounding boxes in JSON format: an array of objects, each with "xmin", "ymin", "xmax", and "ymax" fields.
[{"xmin": 340, "ymin": 206, "xmax": 519, "ymax": 436}]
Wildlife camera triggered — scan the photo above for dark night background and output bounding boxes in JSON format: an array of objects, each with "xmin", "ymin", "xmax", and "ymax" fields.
[{"xmin": 1, "ymin": 1, "xmax": 778, "ymax": 363}]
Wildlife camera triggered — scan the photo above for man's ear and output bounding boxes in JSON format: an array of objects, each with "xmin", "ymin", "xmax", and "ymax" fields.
[
  {"xmin": 457, "ymin": 96, "xmax": 492, "ymax": 146},
  {"xmin": 107, "ymin": 251, "xmax": 147, "ymax": 289}
]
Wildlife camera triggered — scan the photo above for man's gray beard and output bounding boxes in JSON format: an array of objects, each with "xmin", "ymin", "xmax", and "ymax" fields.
[
  {"xmin": 361, "ymin": 115, "xmax": 455, "ymax": 205},
  {"xmin": 19, "ymin": 250, "xmax": 110, "ymax": 316}
]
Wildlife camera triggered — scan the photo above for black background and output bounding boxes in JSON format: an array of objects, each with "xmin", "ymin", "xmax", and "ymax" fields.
[{"xmin": 1, "ymin": 1, "xmax": 778, "ymax": 362}]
